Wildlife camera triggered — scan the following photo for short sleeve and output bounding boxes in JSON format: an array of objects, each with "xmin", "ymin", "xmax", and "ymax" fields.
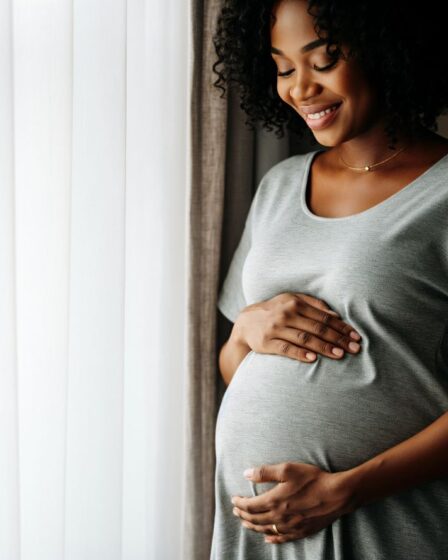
[
  {"xmin": 217, "ymin": 204, "xmax": 254, "ymax": 323},
  {"xmin": 216, "ymin": 155, "xmax": 290, "ymax": 323}
]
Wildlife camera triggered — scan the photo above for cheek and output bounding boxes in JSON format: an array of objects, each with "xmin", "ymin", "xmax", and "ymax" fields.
[
  {"xmin": 352, "ymin": 87, "xmax": 379, "ymax": 121},
  {"xmin": 343, "ymin": 87, "xmax": 382, "ymax": 134},
  {"xmin": 277, "ymin": 81, "xmax": 290, "ymax": 103},
  {"xmin": 337, "ymin": 63, "xmax": 379, "ymax": 118}
]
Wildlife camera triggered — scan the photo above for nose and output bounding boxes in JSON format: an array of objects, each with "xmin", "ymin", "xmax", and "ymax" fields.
[{"xmin": 289, "ymin": 71, "xmax": 320, "ymax": 102}]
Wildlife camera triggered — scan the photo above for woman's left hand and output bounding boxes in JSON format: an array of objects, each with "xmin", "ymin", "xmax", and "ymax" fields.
[{"xmin": 231, "ymin": 462, "xmax": 357, "ymax": 544}]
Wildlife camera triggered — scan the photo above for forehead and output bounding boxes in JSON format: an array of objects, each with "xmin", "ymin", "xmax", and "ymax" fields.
[{"xmin": 270, "ymin": 0, "xmax": 318, "ymax": 46}]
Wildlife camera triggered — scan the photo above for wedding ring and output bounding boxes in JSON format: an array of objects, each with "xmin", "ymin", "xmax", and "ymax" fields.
[{"xmin": 272, "ymin": 523, "xmax": 281, "ymax": 535}]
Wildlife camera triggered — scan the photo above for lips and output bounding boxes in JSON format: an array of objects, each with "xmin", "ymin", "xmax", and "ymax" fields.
[
  {"xmin": 303, "ymin": 102, "xmax": 342, "ymax": 130},
  {"xmin": 299, "ymin": 102, "xmax": 342, "ymax": 116}
]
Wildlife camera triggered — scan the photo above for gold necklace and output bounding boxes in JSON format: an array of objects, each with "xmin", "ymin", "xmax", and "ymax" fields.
[{"xmin": 338, "ymin": 144, "xmax": 409, "ymax": 172}]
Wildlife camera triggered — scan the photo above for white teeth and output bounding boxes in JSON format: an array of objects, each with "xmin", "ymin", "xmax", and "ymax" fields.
[{"xmin": 307, "ymin": 104, "xmax": 339, "ymax": 120}]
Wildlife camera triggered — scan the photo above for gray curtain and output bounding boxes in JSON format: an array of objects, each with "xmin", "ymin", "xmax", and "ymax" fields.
[
  {"xmin": 184, "ymin": 1, "xmax": 317, "ymax": 557},
  {"xmin": 183, "ymin": 1, "xmax": 228, "ymax": 557}
]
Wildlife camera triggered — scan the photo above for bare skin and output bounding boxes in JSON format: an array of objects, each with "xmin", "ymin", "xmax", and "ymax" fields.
[
  {"xmin": 229, "ymin": 0, "xmax": 448, "ymax": 546},
  {"xmin": 308, "ymin": 131, "xmax": 448, "ymax": 218},
  {"xmin": 270, "ymin": 0, "xmax": 448, "ymax": 219}
]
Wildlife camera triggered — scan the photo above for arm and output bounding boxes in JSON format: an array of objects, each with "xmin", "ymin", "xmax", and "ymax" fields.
[
  {"xmin": 217, "ymin": 309, "xmax": 252, "ymax": 387},
  {"xmin": 339, "ymin": 410, "xmax": 448, "ymax": 509},
  {"xmin": 218, "ymin": 326, "xmax": 251, "ymax": 386}
]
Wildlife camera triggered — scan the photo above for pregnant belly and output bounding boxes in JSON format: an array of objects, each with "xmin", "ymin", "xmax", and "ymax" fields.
[{"xmin": 215, "ymin": 350, "xmax": 443, "ymax": 497}]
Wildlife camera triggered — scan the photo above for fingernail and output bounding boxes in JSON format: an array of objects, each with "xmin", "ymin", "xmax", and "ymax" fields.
[
  {"xmin": 350, "ymin": 331, "xmax": 361, "ymax": 340},
  {"xmin": 332, "ymin": 347, "xmax": 344, "ymax": 356},
  {"xmin": 306, "ymin": 352, "xmax": 316, "ymax": 360},
  {"xmin": 244, "ymin": 468, "xmax": 254, "ymax": 478},
  {"xmin": 349, "ymin": 342, "xmax": 360, "ymax": 352}
]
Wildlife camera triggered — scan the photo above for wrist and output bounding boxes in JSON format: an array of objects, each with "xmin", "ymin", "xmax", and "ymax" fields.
[
  {"xmin": 337, "ymin": 456, "xmax": 386, "ymax": 511},
  {"xmin": 229, "ymin": 317, "xmax": 249, "ymax": 349}
]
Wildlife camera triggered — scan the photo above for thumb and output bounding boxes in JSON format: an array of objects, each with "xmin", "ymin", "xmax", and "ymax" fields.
[
  {"xmin": 295, "ymin": 293, "xmax": 340, "ymax": 317},
  {"xmin": 244, "ymin": 464, "xmax": 285, "ymax": 482}
]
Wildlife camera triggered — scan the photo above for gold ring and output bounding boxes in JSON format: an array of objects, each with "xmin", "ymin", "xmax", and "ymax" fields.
[{"xmin": 272, "ymin": 523, "xmax": 281, "ymax": 535}]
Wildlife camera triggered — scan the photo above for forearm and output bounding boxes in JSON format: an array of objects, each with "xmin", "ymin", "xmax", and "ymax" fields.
[
  {"xmin": 219, "ymin": 325, "xmax": 251, "ymax": 386},
  {"xmin": 341, "ymin": 411, "xmax": 448, "ymax": 509}
]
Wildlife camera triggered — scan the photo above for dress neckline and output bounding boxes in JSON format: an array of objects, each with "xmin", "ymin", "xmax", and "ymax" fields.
[{"xmin": 300, "ymin": 148, "xmax": 448, "ymax": 223}]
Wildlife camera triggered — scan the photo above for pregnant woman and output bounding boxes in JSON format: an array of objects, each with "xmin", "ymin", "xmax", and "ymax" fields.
[{"xmin": 211, "ymin": 1, "xmax": 448, "ymax": 559}]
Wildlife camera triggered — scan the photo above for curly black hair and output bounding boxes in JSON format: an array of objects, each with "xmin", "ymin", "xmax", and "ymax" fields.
[{"xmin": 212, "ymin": 0, "xmax": 448, "ymax": 149}]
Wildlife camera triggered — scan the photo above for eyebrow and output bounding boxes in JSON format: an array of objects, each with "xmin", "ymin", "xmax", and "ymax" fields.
[{"xmin": 270, "ymin": 37, "xmax": 327, "ymax": 56}]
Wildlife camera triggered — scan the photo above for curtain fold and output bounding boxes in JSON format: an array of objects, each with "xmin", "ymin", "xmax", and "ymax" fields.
[
  {"xmin": 0, "ymin": 1, "xmax": 188, "ymax": 559},
  {"xmin": 185, "ymin": 0, "xmax": 227, "ymax": 556},
  {"xmin": 186, "ymin": 2, "xmax": 293, "ymax": 558}
]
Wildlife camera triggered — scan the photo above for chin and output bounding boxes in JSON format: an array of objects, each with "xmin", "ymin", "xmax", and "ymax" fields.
[{"xmin": 311, "ymin": 135, "xmax": 340, "ymax": 148}]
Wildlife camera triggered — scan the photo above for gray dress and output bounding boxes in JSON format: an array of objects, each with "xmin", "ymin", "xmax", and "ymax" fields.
[{"xmin": 211, "ymin": 148, "xmax": 448, "ymax": 559}]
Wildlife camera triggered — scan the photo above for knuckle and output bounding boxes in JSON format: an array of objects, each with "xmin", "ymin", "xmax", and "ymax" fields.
[
  {"xmin": 335, "ymin": 333, "xmax": 349, "ymax": 347},
  {"xmin": 278, "ymin": 308, "xmax": 293, "ymax": 322},
  {"xmin": 280, "ymin": 462, "xmax": 293, "ymax": 478},
  {"xmin": 297, "ymin": 330, "xmax": 312, "ymax": 346},
  {"xmin": 340, "ymin": 322, "xmax": 354, "ymax": 335},
  {"xmin": 292, "ymin": 297, "xmax": 305, "ymax": 312},
  {"xmin": 313, "ymin": 321, "xmax": 329, "ymax": 337},
  {"xmin": 319, "ymin": 311, "xmax": 333, "ymax": 325},
  {"xmin": 278, "ymin": 341, "xmax": 292, "ymax": 355},
  {"xmin": 321, "ymin": 341, "xmax": 334, "ymax": 354}
]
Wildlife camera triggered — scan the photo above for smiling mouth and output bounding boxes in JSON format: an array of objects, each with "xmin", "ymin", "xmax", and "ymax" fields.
[
  {"xmin": 303, "ymin": 102, "xmax": 341, "ymax": 118},
  {"xmin": 302, "ymin": 102, "xmax": 342, "ymax": 130}
]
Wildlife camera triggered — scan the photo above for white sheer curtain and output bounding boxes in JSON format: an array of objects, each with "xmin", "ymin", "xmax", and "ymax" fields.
[{"xmin": 0, "ymin": 0, "xmax": 189, "ymax": 559}]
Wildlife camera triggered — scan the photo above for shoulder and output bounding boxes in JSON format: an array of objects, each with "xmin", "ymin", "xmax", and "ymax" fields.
[
  {"xmin": 254, "ymin": 152, "xmax": 311, "ymax": 202},
  {"xmin": 246, "ymin": 152, "xmax": 313, "ymax": 226},
  {"xmin": 248, "ymin": 153, "xmax": 305, "ymax": 214},
  {"xmin": 262, "ymin": 152, "xmax": 310, "ymax": 183}
]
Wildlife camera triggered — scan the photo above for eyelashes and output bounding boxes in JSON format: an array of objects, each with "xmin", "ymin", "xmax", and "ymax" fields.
[{"xmin": 277, "ymin": 59, "xmax": 338, "ymax": 78}]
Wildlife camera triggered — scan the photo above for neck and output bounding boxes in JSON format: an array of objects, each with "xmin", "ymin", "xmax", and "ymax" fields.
[{"xmin": 334, "ymin": 120, "xmax": 427, "ymax": 169}]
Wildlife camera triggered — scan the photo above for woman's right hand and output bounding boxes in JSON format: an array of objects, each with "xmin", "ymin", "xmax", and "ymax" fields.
[{"xmin": 231, "ymin": 293, "xmax": 362, "ymax": 363}]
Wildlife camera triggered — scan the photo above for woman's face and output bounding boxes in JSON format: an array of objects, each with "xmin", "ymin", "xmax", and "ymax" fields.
[{"xmin": 270, "ymin": 0, "xmax": 383, "ymax": 146}]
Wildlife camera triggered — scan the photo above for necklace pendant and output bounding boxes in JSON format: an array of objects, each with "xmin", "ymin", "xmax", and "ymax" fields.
[{"xmin": 365, "ymin": 165, "xmax": 370, "ymax": 171}]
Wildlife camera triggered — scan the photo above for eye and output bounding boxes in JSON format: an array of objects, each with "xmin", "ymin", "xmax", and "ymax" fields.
[
  {"xmin": 277, "ymin": 69, "xmax": 294, "ymax": 78},
  {"xmin": 313, "ymin": 60, "xmax": 338, "ymax": 72},
  {"xmin": 277, "ymin": 59, "xmax": 338, "ymax": 78}
]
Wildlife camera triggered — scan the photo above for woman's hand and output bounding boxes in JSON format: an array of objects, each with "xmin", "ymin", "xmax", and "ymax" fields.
[
  {"xmin": 230, "ymin": 462, "xmax": 357, "ymax": 544},
  {"xmin": 231, "ymin": 292, "xmax": 362, "ymax": 363}
]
